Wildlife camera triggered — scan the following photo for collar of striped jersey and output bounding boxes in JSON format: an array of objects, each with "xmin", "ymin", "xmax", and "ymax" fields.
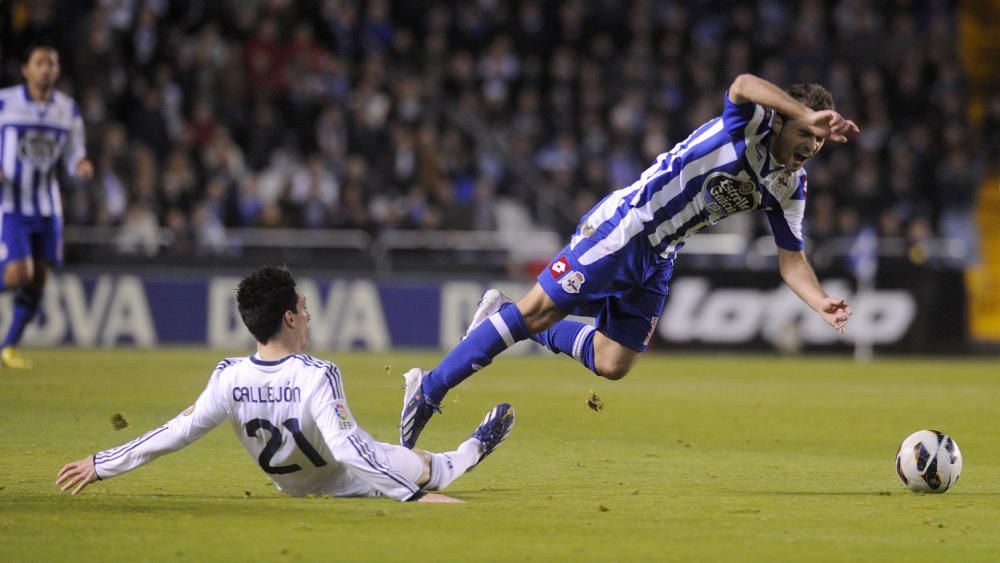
[
  {"xmin": 762, "ymin": 139, "xmax": 787, "ymax": 177},
  {"xmin": 22, "ymin": 83, "xmax": 56, "ymax": 119},
  {"xmin": 758, "ymin": 108, "xmax": 787, "ymax": 177},
  {"xmin": 250, "ymin": 353, "xmax": 295, "ymax": 366}
]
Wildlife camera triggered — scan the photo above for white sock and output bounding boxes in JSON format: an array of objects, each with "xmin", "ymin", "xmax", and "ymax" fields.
[{"xmin": 423, "ymin": 438, "xmax": 481, "ymax": 491}]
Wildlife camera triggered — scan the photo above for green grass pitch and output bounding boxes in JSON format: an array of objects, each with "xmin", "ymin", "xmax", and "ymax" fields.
[{"xmin": 2, "ymin": 349, "xmax": 999, "ymax": 561}]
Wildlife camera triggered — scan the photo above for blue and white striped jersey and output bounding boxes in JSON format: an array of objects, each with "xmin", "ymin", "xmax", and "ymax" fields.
[
  {"xmin": 93, "ymin": 354, "xmax": 423, "ymax": 501},
  {"xmin": 571, "ymin": 93, "xmax": 807, "ymax": 265},
  {"xmin": 0, "ymin": 84, "xmax": 86, "ymax": 217}
]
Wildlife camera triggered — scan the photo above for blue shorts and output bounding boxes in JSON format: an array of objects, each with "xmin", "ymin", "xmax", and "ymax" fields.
[
  {"xmin": 0, "ymin": 213, "xmax": 63, "ymax": 267},
  {"xmin": 537, "ymin": 230, "xmax": 673, "ymax": 352}
]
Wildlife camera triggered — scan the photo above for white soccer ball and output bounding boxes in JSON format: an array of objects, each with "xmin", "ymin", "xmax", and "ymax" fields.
[{"xmin": 895, "ymin": 430, "xmax": 962, "ymax": 493}]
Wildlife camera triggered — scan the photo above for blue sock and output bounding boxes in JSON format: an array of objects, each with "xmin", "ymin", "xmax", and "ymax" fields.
[
  {"xmin": 2, "ymin": 289, "xmax": 42, "ymax": 348},
  {"xmin": 531, "ymin": 320, "xmax": 598, "ymax": 374},
  {"xmin": 422, "ymin": 303, "xmax": 530, "ymax": 405}
]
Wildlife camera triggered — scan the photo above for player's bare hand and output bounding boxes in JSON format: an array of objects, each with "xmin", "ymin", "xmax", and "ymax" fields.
[
  {"xmin": 75, "ymin": 159, "xmax": 94, "ymax": 181},
  {"xmin": 56, "ymin": 456, "xmax": 98, "ymax": 495},
  {"xmin": 818, "ymin": 296, "xmax": 852, "ymax": 334},
  {"xmin": 416, "ymin": 493, "xmax": 465, "ymax": 503},
  {"xmin": 803, "ymin": 110, "xmax": 860, "ymax": 143}
]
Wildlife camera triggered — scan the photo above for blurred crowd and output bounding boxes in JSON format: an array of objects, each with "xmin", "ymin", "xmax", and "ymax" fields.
[{"xmin": 1, "ymin": 0, "xmax": 993, "ymax": 261}]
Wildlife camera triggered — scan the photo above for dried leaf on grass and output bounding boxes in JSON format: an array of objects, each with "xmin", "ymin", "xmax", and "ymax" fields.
[{"xmin": 586, "ymin": 390, "xmax": 603, "ymax": 413}]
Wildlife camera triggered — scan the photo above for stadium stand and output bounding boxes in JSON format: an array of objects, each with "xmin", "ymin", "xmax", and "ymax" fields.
[{"xmin": 0, "ymin": 0, "xmax": 990, "ymax": 276}]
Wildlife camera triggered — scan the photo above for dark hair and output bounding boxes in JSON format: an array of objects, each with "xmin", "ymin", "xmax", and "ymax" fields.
[
  {"xmin": 786, "ymin": 83, "xmax": 835, "ymax": 112},
  {"xmin": 22, "ymin": 40, "xmax": 58, "ymax": 64},
  {"xmin": 236, "ymin": 266, "xmax": 299, "ymax": 344}
]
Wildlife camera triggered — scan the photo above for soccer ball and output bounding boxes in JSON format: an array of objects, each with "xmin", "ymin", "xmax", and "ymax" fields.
[{"xmin": 895, "ymin": 430, "xmax": 962, "ymax": 493}]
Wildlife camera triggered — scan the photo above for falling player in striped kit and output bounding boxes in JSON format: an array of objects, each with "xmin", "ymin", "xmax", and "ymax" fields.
[
  {"xmin": 0, "ymin": 42, "xmax": 93, "ymax": 368},
  {"xmin": 400, "ymin": 74, "xmax": 860, "ymax": 448},
  {"xmin": 57, "ymin": 266, "xmax": 515, "ymax": 502}
]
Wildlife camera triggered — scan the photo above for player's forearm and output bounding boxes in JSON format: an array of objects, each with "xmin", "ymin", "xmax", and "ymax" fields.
[
  {"xmin": 93, "ymin": 422, "xmax": 189, "ymax": 479},
  {"xmin": 65, "ymin": 117, "xmax": 87, "ymax": 176},
  {"xmin": 93, "ymin": 407, "xmax": 215, "ymax": 479},
  {"xmin": 728, "ymin": 74, "xmax": 811, "ymax": 121},
  {"xmin": 778, "ymin": 250, "xmax": 828, "ymax": 312}
]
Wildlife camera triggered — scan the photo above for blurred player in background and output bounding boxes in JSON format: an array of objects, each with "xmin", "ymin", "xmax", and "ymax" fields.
[
  {"xmin": 401, "ymin": 73, "xmax": 859, "ymax": 448},
  {"xmin": 0, "ymin": 42, "xmax": 93, "ymax": 369},
  {"xmin": 57, "ymin": 266, "xmax": 515, "ymax": 503}
]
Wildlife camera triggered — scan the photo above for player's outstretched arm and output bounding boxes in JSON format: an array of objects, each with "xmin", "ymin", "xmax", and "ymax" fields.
[
  {"xmin": 56, "ymin": 456, "xmax": 99, "ymax": 495},
  {"xmin": 728, "ymin": 74, "xmax": 859, "ymax": 142},
  {"xmin": 60, "ymin": 372, "xmax": 228, "ymax": 490},
  {"xmin": 777, "ymin": 249, "xmax": 852, "ymax": 333}
]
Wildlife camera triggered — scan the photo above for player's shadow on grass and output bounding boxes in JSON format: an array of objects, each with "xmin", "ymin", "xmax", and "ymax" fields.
[{"xmin": 440, "ymin": 489, "xmax": 516, "ymax": 501}]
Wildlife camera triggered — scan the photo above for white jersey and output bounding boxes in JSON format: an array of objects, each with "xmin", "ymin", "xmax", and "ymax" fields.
[
  {"xmin": 0, "ymin": 84, "xmax": 86, "ymax": 217},
  {"xmin": 93, "ymin": 354, "xmax": 422, "ymax": 501}
]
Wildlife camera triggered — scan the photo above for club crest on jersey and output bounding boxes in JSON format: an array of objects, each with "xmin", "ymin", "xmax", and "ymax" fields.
[
  {"xmin": 549, "ymin": 256, "xmax": 571, "ymax": 279},
  {"xmin": 703, "ymin": 171, "xmax": 760, "ymax": 217},
  {"xmin": 559, "ymin": 271, "xmax": 586, "ymax": 294}
]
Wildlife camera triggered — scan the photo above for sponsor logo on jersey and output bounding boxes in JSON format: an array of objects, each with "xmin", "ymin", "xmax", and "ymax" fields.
[
  {"xmin": 559, "ymin": 271, "xmax": 586, "ymax": 294},
  {"xmin": 549, "ymin": 256, "xmax": 570, "ymax": 279},
  {"xmin": 703, "ymin": 171, "xmax": 760, "ymax": 216},
  {"xmin": 17, "ymin": 131, "xmax": 59, "ymax": 166}
]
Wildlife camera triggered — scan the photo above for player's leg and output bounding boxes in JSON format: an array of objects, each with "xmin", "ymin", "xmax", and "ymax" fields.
[
  {"xmin": 417, "ymin": 296, "xmax": 539, "ymax": 401},
  {"xmin": 529, "ymin": 306, "xmax": 649, "ymax": 380},
  {"xmin": 530, "ymin": 318, "xmax": 599, "ymax": 374},
  {"xmin": 380, "ymin": 444, "xmax": 433, "ymax": 486},
  {"xmin": 399, "ymin": 290, "xmax": 544, "ymax": 447},
  {"xmin": 401, "ymin": 233, "xmax": 642, "ymax": 447},
  {"xmin": 1, "ymin": 258, "xmax": 34, "ymax": 290},
  {"xmin": 419, "ymin": 403, "xmax": 515, "ymax": 492},
  {"xmin": 469, "ymin": 286, "xmax": 604, "ymax": 374},
  {"xmin": 418, "ymin": 242, "xmax": 635, "ymax": 404},
  {"xmin": 386, "ymin": 404, "xmax": 515, "ymax": 492},
  {"xmin": 1, "ymin": 259, "xmax": 47, "ymax": 368},
  {"xmin": 0, "ymin": 218, "xmax": 48, "ymax": 368},
  {"xmin": 527, "ymin": 234, "xmax": 673, "ymax": 380},
  {"xmin": 533, "ymin": 240, "xmax": 673, "ymax": 379},
  {"xmin": 592, "ymin": 332, "xmax": 642, "ymax": 379},
  {"xmin": 1, "ymin": 213, "xmax": 35, "ymax": 290},
  {"xmin": 586, "ymin": 251, "xmax": 674, "ymax": 380},
  {"xmin": 407, "ymin": 283, "xmax": 563, "ymax": 407}
]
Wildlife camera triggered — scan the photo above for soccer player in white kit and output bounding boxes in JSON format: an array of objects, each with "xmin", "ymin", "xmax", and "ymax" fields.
[
  {"xmin": 0, "ymin": 42, "xmax": 93, "ymax": 369},
  {"xmin": 57, "ymin": 266, "xmax": 515, "ymax": 502}
]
